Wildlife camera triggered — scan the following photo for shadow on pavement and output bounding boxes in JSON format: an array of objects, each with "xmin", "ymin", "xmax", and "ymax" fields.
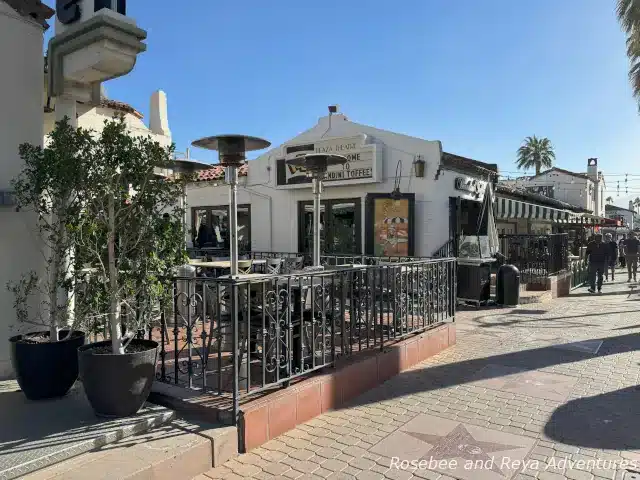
[
  {"xmin": 544, "ymin": 385, "xmax": 640, "ymax": 449},
  {"xmin": 342, "ymin": 331, "xmax": 640, "ymax": 413}
]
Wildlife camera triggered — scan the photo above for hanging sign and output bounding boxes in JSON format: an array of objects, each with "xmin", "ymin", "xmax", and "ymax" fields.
[
  {"xmin": 56, "ymin": 0, "xmax": 126, "ymax": 25},
  {"xmin": 454, "ymin": 177, "xmax": 481, "ymax": 196}
]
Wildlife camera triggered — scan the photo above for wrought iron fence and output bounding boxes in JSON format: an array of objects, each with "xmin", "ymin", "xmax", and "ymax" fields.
[
  {"xmin": 151, "ymin": 257, "xmax": 456, "ymax": 424},
  {"xmin": 570, "ymin": 258, "xmax": 588, "ymax": 289},
  {"xmin": 498, "ymin": 234, "xmax": 569, "ymax": 288}
]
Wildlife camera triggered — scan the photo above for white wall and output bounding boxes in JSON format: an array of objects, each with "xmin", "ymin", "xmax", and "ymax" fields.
[
  {"xmin": 0, "ymin": 2, "xmax": 47, "ymax": 378},
  {"xmin": 44, "ymin": 95, "xmax": 172, "ymax": 147},
  {"xmin": 521, "ymin": 171, "xmax": 595, "ymax": 213},
  {"xmin": 186, "ymin": 114, "xmax": 487, "ymax": 257}
]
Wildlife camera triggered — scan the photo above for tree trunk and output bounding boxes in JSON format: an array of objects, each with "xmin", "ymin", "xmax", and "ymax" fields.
[
  {"xmin": 535, "ymin": 162, "xmax": 541, "ymax": 176},
  {"xmin": 48, "ymin": 200, "xmax": 69, "ymax": 343},
  {"xmin": 108, "ymin": 195, "xmax": 124, "ymax": 354}
]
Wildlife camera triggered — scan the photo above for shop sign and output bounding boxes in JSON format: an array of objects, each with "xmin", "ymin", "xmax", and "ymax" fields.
[
  {"xmin": 276, "ymin": 135, "xmax": 381, "ymax": 188},
  {"xmin": 454, "ymin": 176, "xmax": 481, "ymax": 196}
]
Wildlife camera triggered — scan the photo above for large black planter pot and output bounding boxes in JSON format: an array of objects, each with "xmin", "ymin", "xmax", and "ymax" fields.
[
  {"xmin": 9, "ymin": 330, "xmax": 86, "ymax": 400},
  {"xmin": 78, "ymin": 339, "xmax": 158, "ymax": 418}
]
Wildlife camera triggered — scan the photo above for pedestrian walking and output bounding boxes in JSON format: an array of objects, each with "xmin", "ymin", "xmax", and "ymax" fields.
[
  {"xmin": 624, "ymin": 231, "xmax": 640, "ymax": 282},
  {"xmin": 620, "ymin": 234, "xmax": 627, "ymax": 268},
  {"xmin": 586, "ymin": 233, "xmax": 609, "ymax": 294},
  {"xmin": 604, "ymin": 233, "xmax": 618, "ymax": 281}
]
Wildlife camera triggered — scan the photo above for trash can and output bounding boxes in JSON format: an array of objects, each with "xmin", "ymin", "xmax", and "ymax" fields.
[
  {"xmin": 496, "ymin": 264, "xmax": 520, "ymax": 306},
  {"xmin": 457, "ymin": 258, "xmax": 494, "ymax": 307}
]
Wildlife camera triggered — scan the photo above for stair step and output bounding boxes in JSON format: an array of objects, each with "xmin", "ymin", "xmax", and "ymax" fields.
[{"xmin": 22, "ymin": 417, "xmax": 237, "ymax": 480}]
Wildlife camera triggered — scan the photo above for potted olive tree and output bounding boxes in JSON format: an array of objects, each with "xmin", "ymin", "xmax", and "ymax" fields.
[
  {"xmin": 75, "ymin": 118, "xmax": 188, "ymax": 417},
  {"xmin": 7, "ymin": 118, "xmax": 92, "ymax": 400}
]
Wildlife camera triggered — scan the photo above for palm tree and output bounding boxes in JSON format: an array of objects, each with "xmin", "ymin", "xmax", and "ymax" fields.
[
  {"xmin": 617, "ymin": 0, "xmax": 640, "ymax": 106},
  {"xmin": 606, "ymin": 196, "xmax": 614, "ymax": 204},
  {"xmin": 516, "ymin": 136, "xmax": 555, "ymax": 175}
]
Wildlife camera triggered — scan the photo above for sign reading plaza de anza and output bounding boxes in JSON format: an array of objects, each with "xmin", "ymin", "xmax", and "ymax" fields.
[{"xmin": 276, "ymin": 135, "xmax": 382, "ymax": 188}]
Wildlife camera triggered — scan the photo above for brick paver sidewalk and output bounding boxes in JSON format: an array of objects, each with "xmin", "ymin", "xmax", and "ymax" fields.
[{"xmin": 196, "ymin": 270, "xmax": 640, "ymax": 480}]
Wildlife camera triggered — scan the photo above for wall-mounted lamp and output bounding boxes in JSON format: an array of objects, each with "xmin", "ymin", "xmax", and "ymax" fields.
[{"xmin": 413, "ymin": 154, "xmax": 426, "ymax": 178}]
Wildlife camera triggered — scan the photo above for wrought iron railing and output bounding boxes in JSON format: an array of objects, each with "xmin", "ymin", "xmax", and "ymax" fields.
[
  {"xmin": 570, "ymin": 257, "xmax": 588, "ymax": 289},
  {"xmin": 432, "ymin": 239, "xmax": 456, "ymax": 259},
  {"xmin": 498, "ymin": 234, "xmax": 569, "ymax": 287},
  {"xmin": 150, "ymin": 257, "xmax": 456, "ymax": 424}
]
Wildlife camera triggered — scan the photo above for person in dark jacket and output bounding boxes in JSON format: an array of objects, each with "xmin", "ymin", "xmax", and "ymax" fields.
[
  {"xmin": 586, "ymin": 233, "xmax": 609, "ymax": 294},
  {"xmin": 604, "ymin": 233, "xmax": 618, "ymax": 281},
  {"xmin": 624, "ymin": 231, "xmax": 640, "ymax": 282},
  {"xmin": 620, "ymin": 234, "xmax": 627, "ymax": 268}
]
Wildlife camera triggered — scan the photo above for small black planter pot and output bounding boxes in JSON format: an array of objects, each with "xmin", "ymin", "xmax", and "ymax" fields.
[
  {"xmin": 9, "ymin": 330, "xmax": 86, "ymax": 400},
  {"xmin": 78, "ymin": 339, "xmax": 158, "ymax": 418}
]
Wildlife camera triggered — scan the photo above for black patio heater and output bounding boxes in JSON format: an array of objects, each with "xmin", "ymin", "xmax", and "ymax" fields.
[
  {"xmin": 286, "ymin": 154, "xmax": 347, "ymax": 266},
  {"xmin": 191, "ymin": 135, "xmax": 271, "ymax": 276}
]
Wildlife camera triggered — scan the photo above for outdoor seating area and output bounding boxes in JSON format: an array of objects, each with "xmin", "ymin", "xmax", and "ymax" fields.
[{"xmin": 142, "ymin": 252, "xmax": 457, "ymax": 421}]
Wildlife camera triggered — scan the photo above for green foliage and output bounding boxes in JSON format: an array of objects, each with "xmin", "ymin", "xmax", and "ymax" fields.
[
  {"xmin": 617, "ymin": 0, "xmax": 640, "ymax": 107},
  {"xmin": 516, "ymin": 136, "xmax": 555, "ymax": 176},
  {"xmin": 7, "ymin": 117, "xmax": 94, "ymax": 333},
  {"xmin": 74, "ymin": 117, "xmax": 191, "ymax": 351}
]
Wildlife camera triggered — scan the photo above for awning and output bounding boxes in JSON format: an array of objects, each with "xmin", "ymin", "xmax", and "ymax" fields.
[{"xmin": 495, "ymin": 197, "xmax": 572, "ymax": 223}]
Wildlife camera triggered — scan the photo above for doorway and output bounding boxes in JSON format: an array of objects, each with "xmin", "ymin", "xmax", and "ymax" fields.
[{"xmin": 298, "ymin": 198, "xmax": 361, "ymax": 255}]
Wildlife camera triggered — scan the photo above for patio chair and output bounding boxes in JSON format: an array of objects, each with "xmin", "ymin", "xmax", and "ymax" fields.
[
  {"xmin": 266, "ymin": 258, "xmax": 283, "ymax": 274},
  {"xmin": 238, "ymin": 259, "xmax": 253, "ymax": 274}
]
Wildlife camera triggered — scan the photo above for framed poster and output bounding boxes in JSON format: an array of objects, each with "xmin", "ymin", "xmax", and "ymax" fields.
[{"xmin": 365, "ymin": 193, "xmax": 415, "ymax": 256}]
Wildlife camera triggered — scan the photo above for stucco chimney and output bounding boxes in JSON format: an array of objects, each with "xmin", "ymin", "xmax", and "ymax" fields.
[{"xmin": 149, "ymin": 90, "xmax": 171, "ymax": 138}]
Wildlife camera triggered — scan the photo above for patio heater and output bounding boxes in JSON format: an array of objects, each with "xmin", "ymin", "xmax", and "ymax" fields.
[
  {"xmin": 171, "ymin": 150, "xmax": 212, "ymax": 245},
  {"xmin": 191, "ymin": 135, "xmax": 271, "ymax": 276},
  {"xmin": 286, "ymin": 154, "xmax": 347, "ymax": 267}
]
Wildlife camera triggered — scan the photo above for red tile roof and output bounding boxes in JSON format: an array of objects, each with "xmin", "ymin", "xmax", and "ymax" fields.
[
  {"xmin": 196, "ymin": 164, "xmax": 248, "ymax": 182},
  {"xmin": 5, "ymin": 0, "xmax": 54, "ymax": 28}
]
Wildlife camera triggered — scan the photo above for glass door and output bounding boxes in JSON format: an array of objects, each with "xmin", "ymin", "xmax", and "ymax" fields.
[{"xmin": 298, "ymin": 198, "xmax": 361, "ymax": 255}]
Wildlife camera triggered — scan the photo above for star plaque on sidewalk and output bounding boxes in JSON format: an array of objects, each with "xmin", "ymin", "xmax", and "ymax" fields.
[{"xmin": 370, "ymin": 414, "xmax": 536, "ymax": 480}]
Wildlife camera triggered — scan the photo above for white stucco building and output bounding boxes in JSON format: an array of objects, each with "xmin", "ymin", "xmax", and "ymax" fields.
[
  {"xmin": 501, "ymin": 159, "xmax": 606, "ymax": 217},
  {"xmin": 0, "ymin": 0, "xmax": 54, "ymax": 378},
  {"xmin": 44, "ymin": 86, "xmax": 172, "ymax": 147},
  {"xmin": 186, "ymin": 108, "xmax": 497, "ymax": 259},
  {"xmin": 605, "ymin": 203, "xmax": 636, "ymax": 230}
]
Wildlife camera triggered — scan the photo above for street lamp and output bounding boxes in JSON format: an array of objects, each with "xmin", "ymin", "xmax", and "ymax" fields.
[
  {"xmin": 286, "ymin": 154, "xmax": 347, "ymax": 267},
  {"xmin": 191, "ymin": 135, "xmax": 271, "ymax": 276}
]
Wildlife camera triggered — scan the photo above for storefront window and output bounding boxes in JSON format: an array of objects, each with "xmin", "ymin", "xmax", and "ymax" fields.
[
  {"xmin": 192, "ymin": 205, "xmax": 251, "ymax": 251},
  {"xmin": 298, "ymin": 199, "xmax": 361, "ymax": 255}
]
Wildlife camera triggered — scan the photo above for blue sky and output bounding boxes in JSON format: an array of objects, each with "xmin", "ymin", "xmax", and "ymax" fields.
[{"xmin": 44, "ymin": 0, "xmax": 640, "ymax": 201}]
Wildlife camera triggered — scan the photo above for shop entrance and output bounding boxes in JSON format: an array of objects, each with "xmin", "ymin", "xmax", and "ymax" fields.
[
  {"xmin": 449, "ymin": 197, "xmax": 489, "ymax": 256},
  {"xmin": 298, "ymin": 198, "xmax": 362, "ymax": 255}
]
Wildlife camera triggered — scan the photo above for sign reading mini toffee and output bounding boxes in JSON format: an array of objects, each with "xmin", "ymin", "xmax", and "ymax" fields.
[{"xmin": 277, "ymin": 135, "xmax": 378, "ymax": 187}]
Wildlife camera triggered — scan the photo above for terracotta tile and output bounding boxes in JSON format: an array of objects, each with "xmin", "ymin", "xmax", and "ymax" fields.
[
  {"xmin": 403, "ymin": 339, "xmax": 419, "ymax": 370},
  {"xmin": 448, "ymin": 323, "xmax": 457, "ymax": 346},
  {"xmin": 339, "ymin": 356, "xmax": 378, "ymax": 403},
  {"xmin": 296, "ymin": 382, "xmax": 321, "ymax": 424},
  {"xmin": 418, "ymin": 333, "xmax": 435, "ymax": 362},
  {"xmin": 242, "ymin": 403, "xmax": 269, "ymax": 451},
  {"xmin": 377, "ymin": 347, "xmax": 402, "ymax": 383},
  {"xmin": 268, "ymin": 391, "xmax": 298, "ymax": 439},
  {"xmin": 320, "ymin": 376, "xmax": 339, "ymax": 412}
]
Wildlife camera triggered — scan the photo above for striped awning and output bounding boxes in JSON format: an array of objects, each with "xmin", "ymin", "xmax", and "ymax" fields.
[{"xmin": 495, "ymin": 197, "xmax": 572, "ymax": 223}]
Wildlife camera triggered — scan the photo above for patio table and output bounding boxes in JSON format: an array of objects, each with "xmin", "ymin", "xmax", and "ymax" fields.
[{"xmin": 189, "ymin": 259, "xmax": 267, "ymax": 269}]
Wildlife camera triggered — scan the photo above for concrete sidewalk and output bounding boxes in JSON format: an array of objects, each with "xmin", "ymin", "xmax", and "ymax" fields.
[{"xmin": 196, "ymin": 270, "xmax": 640, "ymax": 480}]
